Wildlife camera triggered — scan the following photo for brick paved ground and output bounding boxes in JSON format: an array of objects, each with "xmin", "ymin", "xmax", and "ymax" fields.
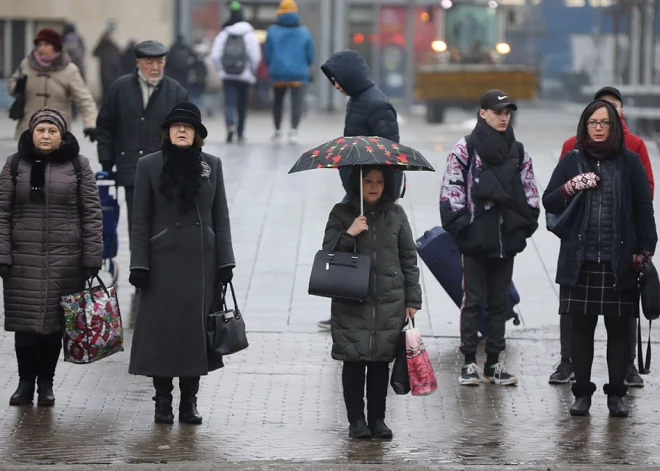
[{"xmin": 0, "ymin": 106, "xmax": 659, "ymax": 470}]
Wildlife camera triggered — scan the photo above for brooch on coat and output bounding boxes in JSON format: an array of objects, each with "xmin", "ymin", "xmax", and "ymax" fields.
[{"xmin": 201, "ymin": 161, "xmax": 211, "ymax": 179}]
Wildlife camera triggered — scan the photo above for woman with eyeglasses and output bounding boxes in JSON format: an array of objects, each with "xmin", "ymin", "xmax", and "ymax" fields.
[{"xmin": 543, "ymin": 99, "xmax": 657, "ymax": 417}]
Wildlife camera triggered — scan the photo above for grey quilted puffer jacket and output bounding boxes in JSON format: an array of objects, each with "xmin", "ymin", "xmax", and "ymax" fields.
[{"xmin": 0, "ymin": 131, "xmax": 103, "ymax": 334}]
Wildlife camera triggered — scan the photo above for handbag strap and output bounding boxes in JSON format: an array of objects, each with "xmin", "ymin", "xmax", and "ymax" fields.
[
  {"xmin": 638, "ymin": 318, "xmax": 652, "ymax": 374},
  {"xmin": 223, "ymin": 281, "xmax": 239, "ymax": 313},
  {"xmin": 86, "ymin": 275, "xmax": 111, "ymax": 299}
]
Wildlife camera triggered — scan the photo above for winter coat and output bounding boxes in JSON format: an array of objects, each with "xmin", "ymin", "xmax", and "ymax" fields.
[
  {"xmin": 95, "ymin": 72, "xmax": 189, "ymax": 186},
  {"xmin": 93, "ymin": 35, "xmax": 122, "ymax": 97},
  {"xmin": 322, "ymin": 201, "xmax": 422, "ymax": 363},
  {"xmin": 62, "ymin": 32, "xmax": 86, "ymax": 79},
  {"xmin": 584, "ymin": 157, "xmax": 616, "ymax": 262},
  {"xmin": 8, "ymin": 51, "xmax": 97, "ymax": 139},
  {"xmin": 264, "ymin": 13, "xmax": 314, "ymax": 84},
  {"xmin": 0, "ymin": 131, "xmax": 103, "ymax": 334},
  {"xmin": 440, "ymin": 137, "xmax": 540, "ymax": 258},
  {"xmin": 561, "ymin": 117, "xmax": 655, "ymax": 197},
  {"xmin": 544, "ymin": 150, "xmax": 657, "ymax": 291},
  {"xmin": 321, "ymin": 50, "xmax": 399, "ymax": 143},
  {"xmin": 128, "ymin": 150, "xmax": 235, "ymax": 377},
  {"xmin": 210, "ymin": 21, "xmax": 262, "ymax": 85}
]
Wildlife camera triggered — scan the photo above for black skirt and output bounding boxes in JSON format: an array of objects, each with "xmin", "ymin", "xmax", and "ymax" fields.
[{"xmin": 559, "ymin": 262, "xmax": 639, "ymax": 317}]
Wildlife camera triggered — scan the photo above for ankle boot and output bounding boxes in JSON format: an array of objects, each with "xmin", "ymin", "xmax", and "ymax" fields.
[
  {"xmin": 604, "ymin": 384, "xmax": 629, "ymax": 417},
  {"xmin": 570, "ymin": 382, "xmax": 597, "ymax": 416},
  {"xmin": 9, "ymin": 380, "xmax": 35, "ymax": 406},
  {"xmin": 154, "ymin": 398, "xmax": 174, "ymax": 424},
  {"xmin": 179, "ymin": 399, "xmax": 203, "ymax": 424},
  {"xmin": 36, "ymin": 381, "xmax": 55, "ymax": 407}
]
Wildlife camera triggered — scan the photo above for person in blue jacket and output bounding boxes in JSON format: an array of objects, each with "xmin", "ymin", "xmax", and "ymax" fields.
[{"xmin": 264, "ymin": 0, "xmax": 314, "ymax": 144}]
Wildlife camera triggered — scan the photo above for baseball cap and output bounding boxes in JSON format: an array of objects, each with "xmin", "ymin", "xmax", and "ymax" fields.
[
  {"xmin": 594, "ymin": 86, "xmax": 623, "ymax": 104},
  {"xmin": 480, "ymin": 89, "xmax": 518, "ymax": 111}
]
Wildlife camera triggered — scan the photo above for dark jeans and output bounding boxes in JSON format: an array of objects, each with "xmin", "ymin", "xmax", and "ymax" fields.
[
  {"xmin": 15, "ymin": 332, "xmax": 62, "ymax": 383},
  {"xmin": 571, "ymin": 315, "xmax": 630, "ymax": 388},
  {"xmin": 342, "ymin": 361, "xmax": 389, "ymax": 423},
  {"xmin": 560, "ymin": 315, "xmax": 637, "ymax": 364},
  {"xmin": 273, "ymin": 86, "xmax": 304, "ymax": 130},
  {"xmin": 459, "ymin": 256, "xmax": 515, "ymax": 363},
  {"xmin": 339, "ymin": 167, "xmax": 404, "ymax": 202},
  {"xmin": 153, "ymin": 376, "xmax": 201, "ymax": 401},
  {"xmin": 125, "ymin": 186, "xmax": 135, "ymax": 247},
  {"xmin": 223, "ymin": 79, "xmax": 250, "ymax": 137}
]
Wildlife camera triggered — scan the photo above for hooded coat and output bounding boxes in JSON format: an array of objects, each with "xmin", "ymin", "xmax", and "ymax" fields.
[
  {"xmin": 0, "ymin": 131, "xmax": 103, "ymax": 334},
  {"xmin": 544, "ymin": 101, "xmax": 657, "ymax": 290},
  {"xmin": 211, "ymin": 21, "xmax": 262, "ymax": 85},
  {"xmin": 322, "ymin": 168, "xmax": 422, "ymax": 363},
  {"xmin": 128, "ymin": 147, "xmax": 235, "ymax": 377},
  {"xmin": 8, "ymin": 51, "xmax": 97, "ymax": 139},
  {"xmin": 264, "ymin": 12, "xmax": 314, "ymax": 84}
]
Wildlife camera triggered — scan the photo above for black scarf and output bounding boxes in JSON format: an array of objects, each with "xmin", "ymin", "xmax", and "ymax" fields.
[
  {"xmin": 584, "ymin": 139, "xmax": 617, "ymax": 161},
  {"xmin": 472, "ymin": 114, "xmax": 516, "ymax": 166},
  {"xmin": 159, "ymin": 141, "xmax": 203, "ymax": 213}
]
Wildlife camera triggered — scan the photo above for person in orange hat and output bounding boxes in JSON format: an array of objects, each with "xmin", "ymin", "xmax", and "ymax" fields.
[{"xmin": 264, "ymin": 0, "xmax": 314, "ymax": 144}]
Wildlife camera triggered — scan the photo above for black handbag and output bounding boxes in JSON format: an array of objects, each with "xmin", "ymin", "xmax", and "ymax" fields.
[
  {"xmin": 9, "ymin": 68, "xmax": 27, "ymax": 121},
  {"xmin": 390, "ymin": 324, "xmax": 410, "ymax": 395},
  {"xmin": 637, "ymin": 259, "xmax": 660, "ymax": 374},
  {"xmin": 206, "ymin": 281, "xmax": 248, "ymax": 369},
  {"xmin": 546, "ymin": 152, "xmax": 584, "ymax": 239},
  {"xmin": 308, "ymin": 232, "xmax": 371, "ymax": 301}
]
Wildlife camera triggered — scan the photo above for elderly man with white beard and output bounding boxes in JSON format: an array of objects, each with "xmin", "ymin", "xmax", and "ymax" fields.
[{"xmin": 96, "ymin": 40, "xmax": 189, "ymax": 243}]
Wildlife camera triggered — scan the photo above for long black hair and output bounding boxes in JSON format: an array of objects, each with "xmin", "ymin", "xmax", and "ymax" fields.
[{"xmin": 575, "ymin": 100, "xmax": 624, "ymax": 152}]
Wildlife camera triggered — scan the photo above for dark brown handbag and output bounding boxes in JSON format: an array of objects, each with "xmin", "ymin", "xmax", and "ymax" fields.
[{"xmin": 9, "ymin": 68, "xmax": 27, "ymax": 121}]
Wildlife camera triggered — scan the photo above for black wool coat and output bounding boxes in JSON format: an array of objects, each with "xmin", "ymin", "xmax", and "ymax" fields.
[{"xmin": 96, "ymin": 72, "xmax": 188, "ymax": 186}]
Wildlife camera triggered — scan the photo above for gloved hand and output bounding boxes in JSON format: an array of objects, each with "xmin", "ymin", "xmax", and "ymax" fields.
[
  {"xmin": 216, "ymin": 267, "xmax": 234, "ymax": 285},
  {"xmin": 83, "ymin": 128, "xmax": 97, "ymax": 142},
  {"xmin": 0, "ymin": 264, "xmax": 11, "ymax": 280},
  {"xmin": 129, "ymin": 269, "xmax": 150, "ymax": 289},
  {"xmin": 562, "ymin": 172, "xmax": 600, "ymax": 198},
  {"xmin": 84, "ymin": 267, "xmax": 100, "ymax": 279}
]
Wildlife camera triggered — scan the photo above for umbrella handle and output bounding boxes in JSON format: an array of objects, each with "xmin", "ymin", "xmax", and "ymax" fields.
[{"xmin": 360, "ymin": 166, "xmax": 363, "ymax": 216}]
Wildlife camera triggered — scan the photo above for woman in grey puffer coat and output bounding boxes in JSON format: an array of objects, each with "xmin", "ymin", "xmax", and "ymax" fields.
[{"xmin": 322, "ymin": 165, "xmax": 422, "ymax": 440}]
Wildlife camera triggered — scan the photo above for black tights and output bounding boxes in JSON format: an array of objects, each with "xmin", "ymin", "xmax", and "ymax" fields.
[{"xmin": 571, "ymin": 315, "xmax": 631, "ymax": 388}]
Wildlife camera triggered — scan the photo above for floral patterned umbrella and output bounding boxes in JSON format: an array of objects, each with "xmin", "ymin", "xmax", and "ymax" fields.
[{"xmin": 288, "ymin": 136, "xmax": 435, "ymax": 174}]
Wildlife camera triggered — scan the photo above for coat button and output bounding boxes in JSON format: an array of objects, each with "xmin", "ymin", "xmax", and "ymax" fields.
[
  {"xmin": 195, "ymin": 222, "xmax": 200, "ymax": 227},
  {"xmin": 141, "ymin": 117, "xmax": 145, "ymax": 121},
  {"xmin": 174, "ymin": 223, "xmax": 180, "ymax": 228},
  {"xmin": 121, "ymin": 151, "xmax": 125, "ymax": 156},
  {"xmin": 139, "ymin": 150, "xmax": 144, "ymax": 155}
]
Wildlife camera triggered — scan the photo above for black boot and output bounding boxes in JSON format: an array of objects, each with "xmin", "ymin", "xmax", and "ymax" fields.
[
  {"xmin": 570, "ymin": 382, "xmax": 597, "ymax": 416},
  {"xmin": 604, "ymin": 384, "xmax": 629, "ymax": 417},
  {"xmin": 179, "ymin": 377, "xmax": 202, "ymax": 424},
  {"xmin": 369, "ymin": 419, "xmax": 393, "ymax": 439},
  {"xmin": 37, "ymin": 381, "xmax": 55, "ymax": 407},
  {"xmin": 153, "ymin": 376, "xmax": 174, "ymax": 424},
  {"xmin": 10, "ymin": 380, "xmax": 35, "ymax": 406},
  {"xmin": 349, "ymin": 419, "xmax": 372, "ymax": 439}
]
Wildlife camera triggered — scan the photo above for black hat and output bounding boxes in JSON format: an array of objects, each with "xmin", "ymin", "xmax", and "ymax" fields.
[
  {"xmin": 594, "ymin": 86, "xmax": 623, "ymax": 104},
  {"xmin": 480, "ymin": 89, "xmax": 518, "ymax": 111},
  {"xmin": 135, "ymin": 40, "xmax": 168, "ymax": 58},
  {"xmin": 161, "ymin": 102, "xmax": 208, "ymax": 139}
]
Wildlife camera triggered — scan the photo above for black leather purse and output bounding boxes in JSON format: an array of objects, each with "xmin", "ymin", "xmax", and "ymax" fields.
[
  {"xmin": 9, "ymin": 68, "xmax": 27, "ymax": 121},
  {"xmin": 206, "ymin": 281, "xmax": 248, "ymax": 371},
  {"xmin": 308, "ymin": 232, "xmax": 371, "ymax": 301},
  {"xmin": 546, "ymin": 152, "xmax": 584, "ymax": 239},
  {"xmin": 637, "ymin": 259, "xmax": 660, "ymax": 374}
]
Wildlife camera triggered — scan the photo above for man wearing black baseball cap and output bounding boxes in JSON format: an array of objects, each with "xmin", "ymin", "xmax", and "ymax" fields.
[
  {"xmin": 440, "ymin": 89, "xmax": 540, "ymax": 387},
  {"xmin": 548, "ymin": 85, "xmax": 655, "ymax": 387}
]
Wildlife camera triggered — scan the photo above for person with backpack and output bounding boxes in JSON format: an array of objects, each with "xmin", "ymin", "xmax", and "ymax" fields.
[
  {"xmin": 548, "ymin": 86, "xmax": 656, "ymax": 388},
  {"xmin": 264, "ymin": 0, "xmax": 315, "ymax": 144},
  {"xmin": 165, "ymin": 35, "xmax": 196, "ymax": 90},
  {"xmin": 440, "ymin": 90, "xmax": 540, "ymax": 386},
  {"xmin": 211, "ymin": 1, "xmax": 262, "ymax": 143},
  {"xmin": 0, "ymin": 107, "xmax": 103, "ymax": 407}
]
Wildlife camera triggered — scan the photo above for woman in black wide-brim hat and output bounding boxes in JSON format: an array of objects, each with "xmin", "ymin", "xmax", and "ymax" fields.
[{"xmin": 128, "ymin": 102, "xmax": 236, "ymax": 425}]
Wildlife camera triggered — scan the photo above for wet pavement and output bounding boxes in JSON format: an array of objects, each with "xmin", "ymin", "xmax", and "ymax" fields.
[{"xmin": 0, "ymin": 106, "xmax": 660, "ymax": 470}]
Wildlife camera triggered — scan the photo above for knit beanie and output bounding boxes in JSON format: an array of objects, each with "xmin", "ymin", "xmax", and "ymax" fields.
[
  {"xmin": 29, "ymin": 107, "xmax": 67, "ymax": 136},
  {"xmin": 229, "ymin": 1, "xmax": 242, "ymax": 11},
  {"xmin": 277, "ymin": 0, "xmax": 298, "ymax": 15}
]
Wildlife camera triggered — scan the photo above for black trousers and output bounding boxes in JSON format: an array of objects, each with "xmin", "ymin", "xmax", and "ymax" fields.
[
  {"xmin": 125, "ymin": 186, "xmax": 134, "ymax": 247},
  {"xmin": 273, "ymin": 86, "xmax": 304, "ymax": 131},
  {"xmin": 459, "ymin": 256, "xmax": 515, "ymax": 362},
  {"xmin": 14, "ymin": 332, "xmax": 62, "ymax": 383},
  {"xmin": 571, "ymin": 315, "xmax": 630, "ymax": 389},
  {"xmin": 153, "ymin": 376, "xmax": 201, "ymax": 401},
  {"xmin": 342, "ymin": 361, "xmax": 389, "ymax": 423},
  {"xmin": 560, "ymin": 314, "xmax": 637, "ymax": 364}
]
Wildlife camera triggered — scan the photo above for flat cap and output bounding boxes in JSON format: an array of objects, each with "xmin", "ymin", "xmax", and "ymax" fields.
[{"xmin": 135, "ymin": 40, "xmax": 168, "ymax": 58}]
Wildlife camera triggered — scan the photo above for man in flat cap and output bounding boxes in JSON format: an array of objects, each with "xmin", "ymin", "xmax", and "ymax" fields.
[{"xmin": 96, "ymin": 40, "xmax": 188, "ymax": 246}]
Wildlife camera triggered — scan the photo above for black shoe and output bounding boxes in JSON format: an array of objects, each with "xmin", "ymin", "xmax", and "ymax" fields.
[
  {"xmin": 9, "ymin": 380, "xmax": 35, "ymax": 406},
  {"xmin": 459, "ymin": 363, "xmax": 481, "ymax": 386},
  {"xmin": 179, "ymin": 400, "xmax": 203, "ymax": 424},
  {"xmin": 36, "ymin": 381, "xmax": 55, "ymax": 407},
  {"xmin": 317, "ymin": 319, "xmax": 331, "ymax": 331},
  {"xmin": 226, "ymin": 128, "xmax": 234, "ymax": 144},
  {"xmin": 569, "ymin": 397, "xmax": 592, "ymax": 416},
  {"xmin": 549, "ymin": 361, "xmax": 575, "ymax": 384},
  {"xmin": 607, "ymin": 395, "xmax": 629, "ymax": 417},
  {"xmin": 482, "ymin": 362, "xmax": 518, "ymax": 386},
  {"xmin": 624, "ymin": 364, "xmax": 644, "ymax": 387},
  {"xmin": 154, "ymin": 399, "xmax": 174, "ymax": 424},
  {"xmin": 237, "ymin": 135, "xmax": 245, "ymax": 144},
  {"xmin": 348, "ymin": 419, "xmax": 372, "ymax": 439},
  {"xmin": 369, "ymin": 419, "xmax": 393, "ymax": 439}
]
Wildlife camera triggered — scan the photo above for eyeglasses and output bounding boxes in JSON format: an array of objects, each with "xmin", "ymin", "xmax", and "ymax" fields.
[{"xmin": 587, "ymin": 120, "xmax": 611, "ymax": 129}]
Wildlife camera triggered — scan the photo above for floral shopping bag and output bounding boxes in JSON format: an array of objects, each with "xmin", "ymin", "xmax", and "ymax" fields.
[
  {"xmin": 405, "ymin": 318, "xmax": 437, "ymax": 396},
  {"xmin": 60, "ymin": 276, "xmax": 124, "ymax": 364}
]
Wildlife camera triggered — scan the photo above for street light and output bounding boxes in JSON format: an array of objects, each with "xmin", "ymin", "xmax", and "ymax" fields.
[{"xmin": 496, "ymin": 42, "xmax": 511, "ymax": 54}]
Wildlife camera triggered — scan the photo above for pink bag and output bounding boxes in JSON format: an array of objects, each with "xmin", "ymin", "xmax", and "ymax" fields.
[{"xmin": 405, "ymin": 319, "xmax": 437, "ymax": 396}]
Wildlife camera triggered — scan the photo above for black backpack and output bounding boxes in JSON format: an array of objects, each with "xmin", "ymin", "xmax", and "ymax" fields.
[{"xmin": 222, "ymin": 34, "xmax": 248, "ymax": 75}]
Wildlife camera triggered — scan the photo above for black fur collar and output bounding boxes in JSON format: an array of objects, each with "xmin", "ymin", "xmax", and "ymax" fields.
[{"xmin": 17, "ymin": 130, "xmax": 80, "ymax": 163}]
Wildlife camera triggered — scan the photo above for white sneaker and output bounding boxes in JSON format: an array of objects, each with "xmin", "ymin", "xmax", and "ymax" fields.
[
  {"xmin": 288, "ymin": 129, "xmax": 299, "ymax": 144},
  {"xmin": 272, "ymin": 130, "xmax": 282, "ymax": 142}
]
